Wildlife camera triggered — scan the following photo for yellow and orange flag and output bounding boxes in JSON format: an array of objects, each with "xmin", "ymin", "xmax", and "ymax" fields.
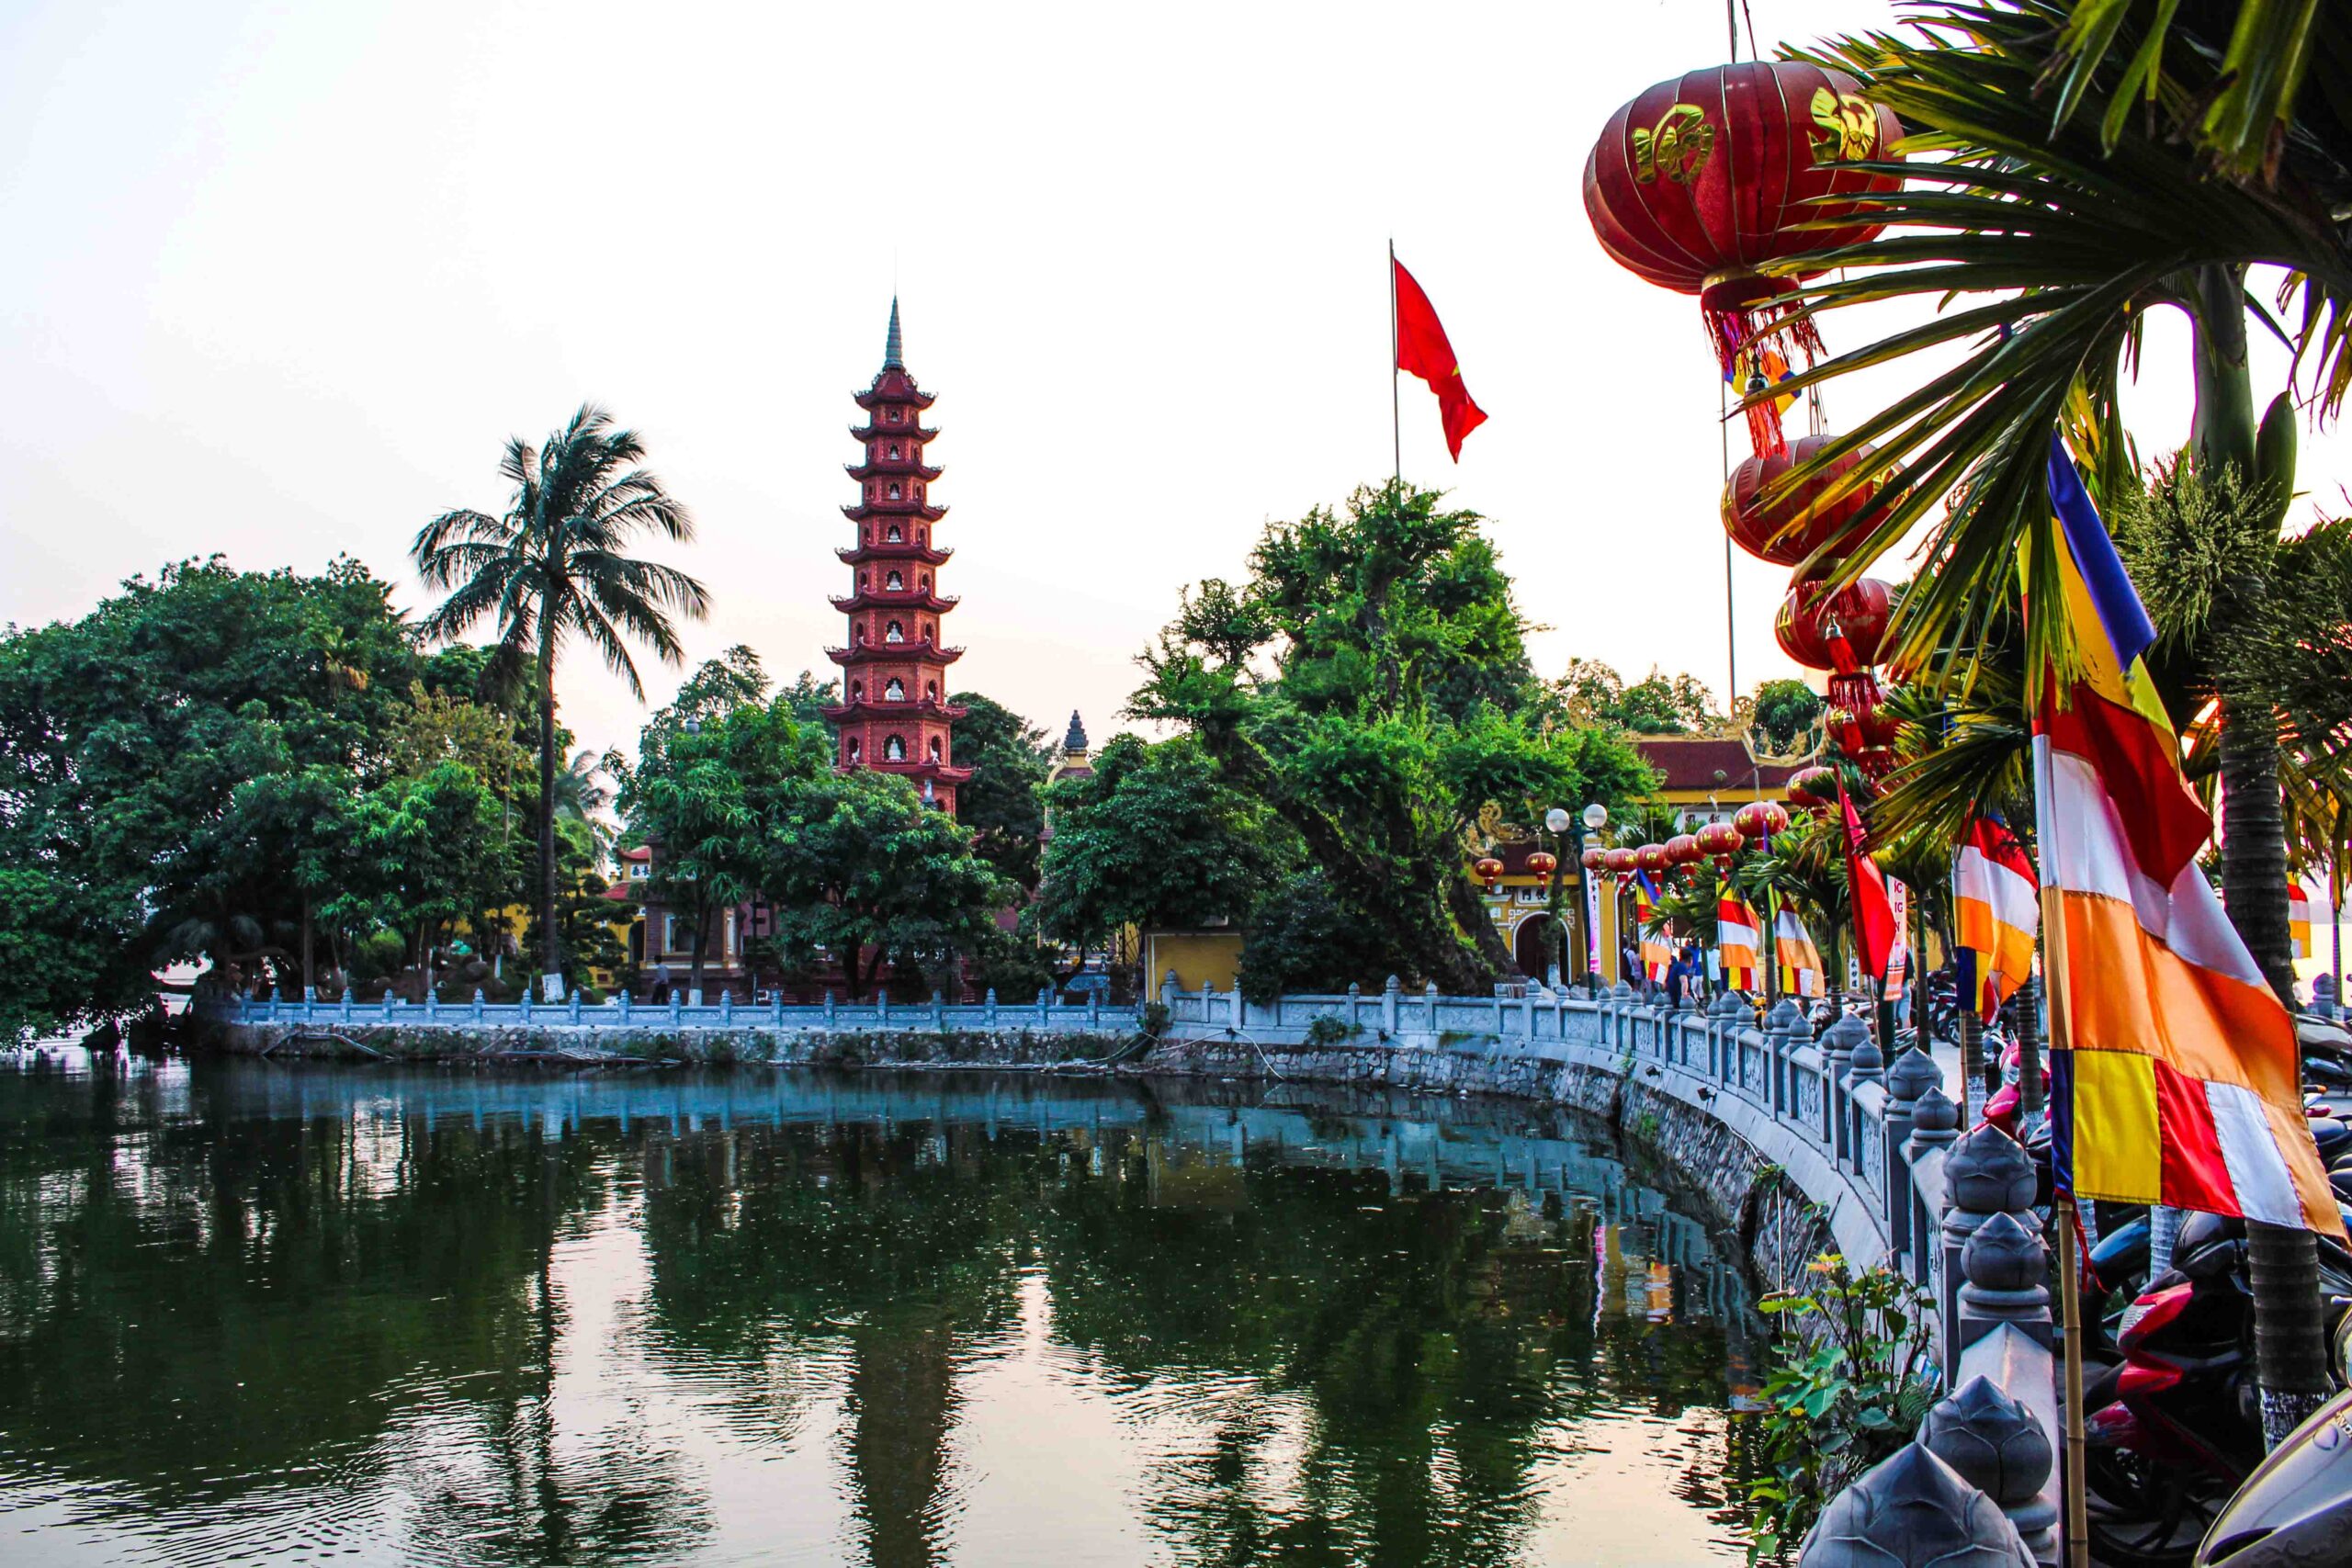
[{"xmin": 2037, "ymin": 438, "xmax": 2338, "ymax": 1235}]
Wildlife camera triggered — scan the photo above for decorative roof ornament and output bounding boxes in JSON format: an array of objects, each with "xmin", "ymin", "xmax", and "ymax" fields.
[
  {"xmin": 883, "ymin": 297, "xmax": 904, "ymax": 371},
  {"xmin": 1065, "ymin": 710, "xmax": 1089, "ymax": 754}
]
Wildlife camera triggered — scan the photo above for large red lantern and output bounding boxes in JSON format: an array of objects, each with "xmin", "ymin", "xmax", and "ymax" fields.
[
  {"xmin": 1760, "ymin": 801, "xmax": 1792, "ymax": 836},
  {"xmin": 1733, "ymin": 802, "xmax": 1771, "ymax": 840},
  {"xmin": 1580, "ymin": 847, "xmax": 1609, "ymax": 872},
  {"xmin": 1527, "ymin": 850, "xmax": 1558, "ymax": 888},
  {"xmin": 1636, "ymin": 843, "xmax": 1670, "ymax": 874},
  {"xmin": 1664, "ymin": 833, "xmax": 1702, "ymax": 869},
  {"xmin": 1474, "ymin": 855, "xmax": 1505, "ymax": 892},
  {"xmin": 1694, "ymin": 821, "xmax": 1743, "ymax": 859},
  {"xmin": 1723, "ymin": 435, "xmax": 1882, "ymax": 568},
  {"xmin": 1775, "ymin": 577, "xmax": 1894, "ymax": 671},
  {"xmin": 1583, "ymin": 61, "xmax": 1902, "ymax": 453},
  {"xmin": 1603, "ymin": 847, "xmax": 1639, "ymax": 875}
]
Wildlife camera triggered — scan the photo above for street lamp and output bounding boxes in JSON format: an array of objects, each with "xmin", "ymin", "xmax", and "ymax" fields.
[{"xmin": 1579, "ymin": 804, "xmax": 1609, "ymax": 995}]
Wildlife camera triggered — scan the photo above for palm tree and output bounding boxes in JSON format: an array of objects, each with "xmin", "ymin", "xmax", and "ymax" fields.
[
  {"xmin": 1764, "ymin": 0, "xmax": 2352, "ymax": 1444},
  {"xmin": 413, "ymin": 405, "xmax": 707, "ymax": 981},
  {"xmin": 552, "ymin": 748, "xmax": 616, "ymax": 863}
]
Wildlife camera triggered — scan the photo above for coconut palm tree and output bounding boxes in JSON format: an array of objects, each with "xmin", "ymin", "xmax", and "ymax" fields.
[
  {"xmin": 413, "ymin": 405, "xmax": 707, "ymax": 981},
  {"xmin": 552, "ymin": 749, "xmax": 616, "ymax": 863},
  {"xmin": 1764, "ymin": 0, "xmax": 2352, "ymax": 1445}
]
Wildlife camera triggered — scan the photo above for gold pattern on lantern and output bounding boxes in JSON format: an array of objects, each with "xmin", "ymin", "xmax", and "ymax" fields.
[
  {"xmin": 1807, "ymin": 88, "xmax": 1877, "ymax": 164},
  {"xmin": 1631, "ymin": 104, "xmax": 1713, "ymax": 186}
]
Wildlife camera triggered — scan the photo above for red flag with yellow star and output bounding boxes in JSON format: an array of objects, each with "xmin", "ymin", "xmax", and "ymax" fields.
[{"xmin": 1393, "ymin": 256, "xmax": 1487, "ymax": 460}]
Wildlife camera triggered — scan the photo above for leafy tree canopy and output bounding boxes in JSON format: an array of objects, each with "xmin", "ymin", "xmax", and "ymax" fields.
[
  {"xmin": 1555, "ymin": 659, "xmax": 1720, "ymax": 735},
  {"xmin": 948, "ymin": 693, "xmax": 1054, "ymax": 892},
  {"xmin": 1130, "ymin": 482, "xmax": 1654, "ymax": 992}
]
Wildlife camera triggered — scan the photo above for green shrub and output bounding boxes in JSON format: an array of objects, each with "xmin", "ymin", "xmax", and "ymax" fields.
[
  {"xmin": 1304, "ymin": 1012, "xmax": 1356, "ymax": 1047},
  {"xmin": 1744, "ymin": 1256, "xmax": 1937, "ymax": 1562},
  {"xmin": 1140, "ymin": 1001, "xmax": 1170, "ymax": 1038}
]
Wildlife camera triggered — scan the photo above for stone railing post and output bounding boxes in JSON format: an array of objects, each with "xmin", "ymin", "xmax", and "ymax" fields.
[
  {"xmin": 986, "ymin": 987, "xmax": 1001, "ymax": 1026},
  {"xmin": 472, "ymin": 987, "xmax": 487, "ymax": 1022},
  {"xmin": 340, "ymin": 987, "xmax": 355, "ymax": 1023},
  {"xmin": 301, "ymin": 985, "xmax": 317, "ymax": 1021},
  {"xmin": 383, "ymin": 988, "xmax": 396, "ymax": 1021},
  {"xmin": 1382, "ymin": 975, "xmax": 1401, "ymax": 1036},
  {"xmin": 1883, "ymin": 1049, "xmax": 1941, "ymax": 1258},
  {"xmin": 1343, "ymin": 982, "xmax": 1360, "ymax": 1033},
  {"xmin": 1846, "ymin": 1031, "xmax": 1885, "ymax": 1177},
  {"xmin": 719, "ymin": 989, "xmax": 733, "ymax": 1026},
  {"xmin": 571, "ymin": 989, "xmax": 584, "ymax": 1025},
  {"xmin": 520, "ymin": 987, "xmax": 534, "ymax": 1025},
  {"xmin": 1039, "ymin": 987, "xmax": 1054, "ymax": 1027},
  {"xmin": 1423, "ymin": 981, "xmax": 1439, "ymax": 1035},
  {"xmin": 670, "ymin": 989, "xmax": 683, "ymax": 1027},
  {"xmin": 1159, "ymin": 970, "xmax": 1178, "ymax": 1012},
  {"xmin": 1520, "ymin": 986, "xmax": 1534, "ymax": 1041},
  {"xmin": 1763, "ymin": 998, "xmax": 1802, "ymax": 1116},
  {"xmin": 1921, "ymin": 1376, "xmax": 2056, "ymax": 1562},
  {"xmin": 823, "ymin": 990, "xmax": 837, "ymax": 1027},
  {"xmin": 1938, "ymin": 1124, "xmax": 2040, "ymax": 1380},
  {"xmin": 424, "ymin": 987, "xmax": 438, "ymax": 1023},
  {"xmin": 878, "ymin": 989, "xmax": 893, "ymax": 1028},
  {"xmin": 1797, "ymin": 1442, "xmax": 2034, "ymax": 1566},
  {"xmin": 938, "ymin": 990, "xmax": 951, "ymax": 1030},
  {"xmin": 617, "ymin": 988, "xmax": 632, "ymax": 1023},
  {"xmin": 1819, "ymin": 1011, "xmax": 1866, "ymax": 1158},
  {"xmin": 769, "ymin": 989, "xmax": 782, "ymax": 1026}
]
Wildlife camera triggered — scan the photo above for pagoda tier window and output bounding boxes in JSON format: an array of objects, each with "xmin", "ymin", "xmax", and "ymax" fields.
[
  {"xmin": 888, "ymin": 409, "xmax": 903, "ymax": 423},
  {"xmin": 884, "ymin": 735, "xmax": 906, "ymax": 761},
  {"xmin": 919, "ymin": 573, "xmax": 930, "ymax": 592},
  {"xmin": 844, "ymin": 736, "xmax": 861, "ymax": 763},
  {"xmin": 885, "ymin": 570, "xmax": 904, "ymax": 591},
  {"xmin": 924, "ymin": 680, "xmax": 937, "ymax": 702},
  {"xmin": 886, "ymin": 525, "xmax": 902, "ymax": 542},
  {"xmin": 914, "ymin": 485, "xmax": 924, "ymax": 500},
  {"xmin": 888, "ymin": 443, "xmax": 900, "ymax": 458},
  {"xmin": 850, "ymin": 679, "xmax": 864, "ymax": 702},
  {"xmin": 884, "ymin": 678, "xmax": 905, "ymax": 701},
  {"xmin": 927, "ymin": 736, "xmax": 944, "ymax": 762},
  {"xmin": 885, "ymin": 621, "xmax": 904, "ymax": 644},
  {"xmin": 888, "ymin": 483, "xmax": 902, "ymax": 500}
]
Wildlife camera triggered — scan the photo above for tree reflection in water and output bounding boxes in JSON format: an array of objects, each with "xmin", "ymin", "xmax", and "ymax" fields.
[{"xmin": 0, "ymin": 1056, "xmax": 1758, "ymax": 1565}]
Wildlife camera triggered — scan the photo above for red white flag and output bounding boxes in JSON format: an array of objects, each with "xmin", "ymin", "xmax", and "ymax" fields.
[
  {"xmin": 1393, "ymin": 256, "xmax": 1487, "ymax": 460},
  {"xmin": 1840, "ymin": 787, "xmax": 1898, "ymax": 987}
]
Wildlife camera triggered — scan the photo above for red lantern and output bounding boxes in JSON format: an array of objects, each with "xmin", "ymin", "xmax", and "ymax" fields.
[
  {"xmin": 1665, "ymin": 833, "xmax": 1702, "ymax": 867},
  {"xmin": 1636, "ymin": 843, "xmax": 1670, "ymax": 874},
  {"xmin": 1828, "ymin": 702, "xmax": 1902, "ymax": 752},
  {"xmin": 1583, "ymin": 61, "xmax": 1901, "ymax": 454},
  {"xmin": 1474, "ymin": 855, "xmax": 1504, "ymax": 892},
  {"xmin": 1775, "ymin": 577, "xmax": 1894, "ymax": 671},
  {"xmin": 1760, "ymin": 801, "xmax": 1792, "ymax": 836},
  {"xmin": 1733, "ymin": 802, "xmax": 1770, "ymax": 840},
  {"xmin": 1723, "ymin": 435, "xmax": 1882, "ymax": 568},
  {"xmin": 1580, "ymin": 847, "xmax": 1608, "ymax": 872},
  {"xmin": 1694, "ymin": 821, "xmax": 1743, "ymax": 859},
  {"xmin": 1527, "ymin": 850, "xmax": 1558, "ymax": 888},
  {"xmin": 1786, "ymin": 765, "xmax": 1838, "ymax": 810},
  {"xmin": 1603, "ymin": 847, "xmax": 1639, "ymax": 875}
]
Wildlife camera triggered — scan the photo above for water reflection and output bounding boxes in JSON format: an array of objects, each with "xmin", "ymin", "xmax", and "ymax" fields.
[{"xmin": 0, "ymin": 1054, "xmax": 1759, "ymax": 1565}]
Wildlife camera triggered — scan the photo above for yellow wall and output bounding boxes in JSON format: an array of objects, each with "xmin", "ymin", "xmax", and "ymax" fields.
[{"xmin": 1146, "ymin": 930, "xmax": 1245, "ymax": 994}]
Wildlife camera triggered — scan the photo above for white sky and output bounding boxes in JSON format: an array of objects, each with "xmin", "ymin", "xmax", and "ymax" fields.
[{"xmin": 6, "ymin": 0, "xmax": 2351, "ymax": 765}]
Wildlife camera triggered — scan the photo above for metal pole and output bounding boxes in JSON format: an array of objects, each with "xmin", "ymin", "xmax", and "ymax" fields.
[
  {"xmin": 2057, "ymin": 1192, "xmax": 2092, "ymax": 1568},
  {"xmin": 1389, "ymin": 239, "xmax": 1401, "ymax": 485}
]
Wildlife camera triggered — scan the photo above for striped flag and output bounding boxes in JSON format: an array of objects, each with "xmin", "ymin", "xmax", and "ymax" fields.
[
  {"xmin": 2037, "ymin": 438, "xmax": 2338, "ymax": 1235},
  {"xmin": 1776, "ymin": 909, "xmax": 1825, "ymax": 998},
  {"xmin": 2290, "ymin": 880, "xmax": 2315, "ymax": 962},
  {"xmin": 1955, "ymin": 815, "xmax": 2038, "ymax": 1023},
  {"xmin": 1634, "ymin": 874, "xmax": 1673, "ymax": 983},
  {"xmin": 1883, "ymin": 877, "xmax": 1911, "ymax": 1003},
  {"xmin": 1718, "ymin": 896, "xmax": 1762, "ymax": 990}
]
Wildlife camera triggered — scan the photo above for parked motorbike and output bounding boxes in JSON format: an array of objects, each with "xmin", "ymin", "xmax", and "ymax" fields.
[{"xmin": 2190, "ymin": 1315, "xmax": 2352, "ymax": 1563}]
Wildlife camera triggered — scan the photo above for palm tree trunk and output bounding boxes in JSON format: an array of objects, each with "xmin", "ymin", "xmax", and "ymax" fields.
[
  {"xmin": 2221, "ymin": 682, "xmax": 2331, "ymax": 1444},
  {"xmin": 537, "ymin": 622, "xmax": 562, "ymax": 987},
  {"xmin": 2191, "ymin": 259, "xmax": 2330, "ymax": 1450}
]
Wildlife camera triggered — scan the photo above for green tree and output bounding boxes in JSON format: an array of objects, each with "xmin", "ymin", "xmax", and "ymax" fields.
[
  {"xmin": 761, "ymin": 773, "xmax": 1010, "ymax": 999},
  {"xmin": 343, "ymin": 761, "xmax": 502, "ymax": 997},
  {"xmin": 948, "ymin": 693, "xmax": 1053, "ymax": 891},
  {"xmin": 1035, "ymin": 734, "xmax": 1288, "ymax": 963},
  {"xmin": 0, "ymin": 556, "xmax": 424, "ymax": 1025},
  {"xmin": 1132, "ymin": 481, "xmax": 1654, "ymax": 992},
  {"xmin": 1749, "ymin": 679, "xmax": 1826, "ymax": 753},
  {"xmin": 413, "ymin": 404, "xmax": 708, "ymax": 986},
  {"xmin": 1558, "ymin": 659, "xmax": 1720, "ymax": 734}
]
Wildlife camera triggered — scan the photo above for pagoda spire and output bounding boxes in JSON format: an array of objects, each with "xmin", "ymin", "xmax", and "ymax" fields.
[{"xmin": 883, "ymin": 297, "xmax": 903, "ymax": 370}]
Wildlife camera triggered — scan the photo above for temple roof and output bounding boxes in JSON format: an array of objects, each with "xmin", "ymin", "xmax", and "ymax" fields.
[{"xmin": 1634, "ymin": 736, "xmax": 1800, "ymax": 793}]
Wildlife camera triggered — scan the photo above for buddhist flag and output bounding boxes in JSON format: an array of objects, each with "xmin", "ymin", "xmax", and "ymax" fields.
[
  {"xmin": 2036, "ymin": 437, "xmax": 2338, "ymax": 1235},
  {"xmin": 1955, "ymin": 814, "xmax": 2038, "ymax": 1024},
  {"xmin": 1883, "ymin": 877, "xmax": 1911, "ymax": 1004},
  {"xmin": 1634, "ymin": 874, "xmax": 1673, "ymax": 982},
  {"xmin": 1776, "ymin": 909, "xmax": 1825, "ymax": 998},
  {"xmin": 2290, "ymin": 880, "xmax": 2315, "ymax": 962},
  {"xmin": 1718, "ymin": 896, "xmax": 1762, "ymax": 991},
  {"xmin": 1393, "ymin": 254, "xmax": 1487, "ymax": 460}
]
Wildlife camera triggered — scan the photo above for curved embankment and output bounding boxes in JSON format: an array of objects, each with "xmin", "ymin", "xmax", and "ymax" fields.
[{"xmin": 204, "ymin": 996, "xmax": 1867, "ymax": 1293}]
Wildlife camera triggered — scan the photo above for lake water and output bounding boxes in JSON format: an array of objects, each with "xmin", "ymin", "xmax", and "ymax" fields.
[{"xmin": 0, "ymin": 1049, "xmax": 1762, "ymax": 1565}]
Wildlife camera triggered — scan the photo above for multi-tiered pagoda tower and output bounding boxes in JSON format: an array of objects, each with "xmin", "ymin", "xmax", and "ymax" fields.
[{"xmin": 824, "ymin": 300, "xmax": 971, "ymax": 814}]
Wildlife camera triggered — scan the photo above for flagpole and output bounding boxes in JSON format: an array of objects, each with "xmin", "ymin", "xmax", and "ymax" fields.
[{"xmin": 1389, "ymin": 238, "xmax": 1402, "ymax": 485}]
